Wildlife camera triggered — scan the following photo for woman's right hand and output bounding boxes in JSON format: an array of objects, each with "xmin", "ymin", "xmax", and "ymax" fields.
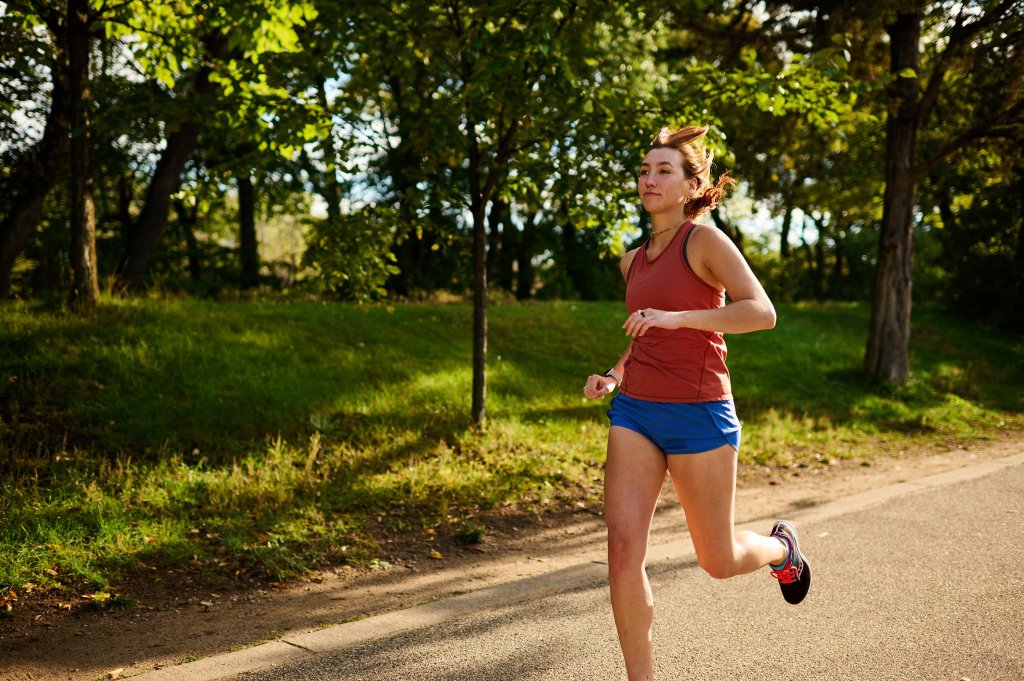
[{"xmin": 583, "ymin": 374, "xmax": 618, "ymax": 400}]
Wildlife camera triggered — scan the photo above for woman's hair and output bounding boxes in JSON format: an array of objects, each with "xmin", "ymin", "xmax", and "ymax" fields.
[{"xmin": 648, "ymin": 125, "xmax": 736, "ymax": 219}]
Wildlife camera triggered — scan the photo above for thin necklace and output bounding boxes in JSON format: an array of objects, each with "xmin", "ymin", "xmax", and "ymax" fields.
[{"xmin": 650, "ymin": 219, "xmax": 686, "ymax": 239}]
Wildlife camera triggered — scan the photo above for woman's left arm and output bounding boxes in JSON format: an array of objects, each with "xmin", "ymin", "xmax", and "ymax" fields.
[{"xmin": 623, "ymin": 226, "xmax": 776, "ymax": 337}]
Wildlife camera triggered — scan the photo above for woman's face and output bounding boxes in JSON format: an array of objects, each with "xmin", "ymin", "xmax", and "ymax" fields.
[{"xmin": 637, "ymin": 147, "xmax": 692, "ymax": 216}]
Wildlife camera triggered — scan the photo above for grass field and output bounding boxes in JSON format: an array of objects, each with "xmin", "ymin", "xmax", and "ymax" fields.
[{"xmin": 1, "ymin": 298, "xmax": 1021, "ymax": 601}]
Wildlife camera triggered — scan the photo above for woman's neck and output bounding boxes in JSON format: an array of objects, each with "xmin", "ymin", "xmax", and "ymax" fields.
[
  {"xmin": 649, "ymin": 213, "xmax": 688, "ymax": 245},
  {"xmin": 650, "ymin": 211, "xmax": 687, "ymax": 232}
]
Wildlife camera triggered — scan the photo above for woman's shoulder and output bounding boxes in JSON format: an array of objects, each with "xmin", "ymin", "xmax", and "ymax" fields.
[
  {"xmin": 687, "ymin": 220, "xmax": 718, "ymax": 240},
  {"xmin": 690, "ymin": 220, "xmax": 736, "ymax": 239},
  {"xmin": 687, "ymin": 221, "xmax": 737, "ymax": 255},
  {"xmin": 619, "ymin": 247, "xmax": 641, "ymax": 279}
]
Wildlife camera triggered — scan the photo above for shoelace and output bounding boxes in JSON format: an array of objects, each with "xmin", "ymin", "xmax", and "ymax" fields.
[{"xmin": 770, "ymin": 563, "xmax": 803, "ymax": 585}]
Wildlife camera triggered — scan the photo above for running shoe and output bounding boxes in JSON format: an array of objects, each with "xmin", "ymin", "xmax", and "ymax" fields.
[{"xmin": 769, "ymin": 520, "xmax": 811, "ymax": 605}]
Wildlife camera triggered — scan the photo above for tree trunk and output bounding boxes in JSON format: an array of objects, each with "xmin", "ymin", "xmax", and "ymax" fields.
[
  {"xmin": 0, "ymin": 21, "xmax": 70, "ymax": 297},
  {"xmin": 812, "ymin": 216, "xmax": 827, "ymax": 299},
  {"xmin": 933, "ymin": 178, "xmax": 957, "ymax": 248},
  {"xmin": 67, "ymin": 0, "xmax": 99, "ymax": 309},
  {"xmin": 114, "ymin": 120, "xmax": 201, "ymax": 292},
  {"xmin": 487, "ymin": 197, "xmax": 509, "ymax": 291},
  {"xmin": 382, "ymin": 71, "xmax": 432, "ymax": 298},
  {"xmin": 799, "ymin": 216, "xmax": 816, "ymax": 272},
  {"xmin": 1012, "ymin": 175, "xmax": 1024, "ymax": 332},
  {"xmin": 865, "ymin": 8, "xmax": 922, "ymax": 384},
  {"xmin": 113, "ymin": 34, "xmax": 227, "ymax": 293},
  {"xmin": 498, "ymin": 228, "xmax": 513, "ymax": 293},
  {"xmin": 469, "ymin": 135, "xmax": 487, "ymax": 426},
  {"xmin": 516, "ymin": 210, "xmax": 537, "ymax": 300},
  {"xmin": 780, "ymin": 207, "xmax": 792, "ymax": 259},
  {"xmin": 560, "ymin": 221, "xmax": 585, "ymax": 297},
  {"xmin": 831, "ymin": 225, "xmax": 847, "ymax": 295},
  {"xmin": 173, "ymin": 199, "xmax": 202, "ymax": 282},
  {"xmin": 237, "ymin": 173, "xmax": 259, "ymax": 289},
  {"xmin": 314, "ymin": 75, "xmax": 343, "ymax": 222},
  {"xmin": 710, "ymin": 208, "xmax": 744, "ymax": 255},
  {"xmin": 117, "ymin": 173, "xmax": 133, "ymax": 237},
  {"xmin": 458, "ymin": 44, "xmax": 519, "ymax": 426},
  {"xmin": 496, "ymin": 202, "xmax": 517, "ymax": 293}
]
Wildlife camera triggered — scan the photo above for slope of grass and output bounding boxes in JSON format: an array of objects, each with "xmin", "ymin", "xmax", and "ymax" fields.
[{"xmin": 1, "ymin": 298, "xmax": 1020, "ymax": 599}]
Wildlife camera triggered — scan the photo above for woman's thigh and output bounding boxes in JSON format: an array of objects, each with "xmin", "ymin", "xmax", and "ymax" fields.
[
  {"xmin": 604, "ymin": 426, "xmax": 668, "ymax": 557},
  {"xmin": 665, "ymin": 444, "xmax": 738, "ymax": 560}
]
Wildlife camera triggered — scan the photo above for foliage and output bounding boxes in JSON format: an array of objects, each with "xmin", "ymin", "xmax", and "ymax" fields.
[
  {"xmin": 303, "ymin": 207, "xmax": 402, "ymax": 301},
  {"xmin": 2, "ymin": 1, "xmax": 1018, "ymax": 311},
  {"xmin": 915, "ymin": 3, "xmax": 1024, "ymax": 331},
  {"xmin": 0, "ymin": 9, "xmax": 51, "ymax": 160},
  {"xmin": 930, "ymin": 160, "xmax": 1023, "ymax": 331}
]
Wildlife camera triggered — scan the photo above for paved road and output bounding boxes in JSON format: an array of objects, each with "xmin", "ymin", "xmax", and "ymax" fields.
[{"xmin": 233, "ymin": 458, "xmax": 1024, "ymax": 681}]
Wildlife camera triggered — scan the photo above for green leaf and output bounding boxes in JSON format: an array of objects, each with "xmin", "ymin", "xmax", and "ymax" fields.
[{"xmin": 156, "ymin": 68, "xmax": 175, "ymax": 90}]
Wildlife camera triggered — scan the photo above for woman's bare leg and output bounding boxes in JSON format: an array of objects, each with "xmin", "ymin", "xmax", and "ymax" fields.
[
  {"xmin": 604, "ymin": 426, "xmax": 668, "ymax": 681},
  {"xmin": 666, "ymin": 444, "xmax": 786, "ymax": 579}
]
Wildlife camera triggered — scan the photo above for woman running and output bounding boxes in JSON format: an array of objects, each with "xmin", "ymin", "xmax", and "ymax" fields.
[{"xmin": 582, "ymin": 125, "xmax": 811, "ymax": 680}]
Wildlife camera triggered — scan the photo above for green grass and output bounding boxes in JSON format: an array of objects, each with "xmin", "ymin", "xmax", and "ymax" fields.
[{"xmin": 0, "ymin": 298, "xmax": 1021, "ymax": 597}]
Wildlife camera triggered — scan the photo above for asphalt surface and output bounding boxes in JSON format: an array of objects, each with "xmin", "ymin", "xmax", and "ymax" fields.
[{"xmin": 230, "ymin": 458, "xmax": 1024, "ymax": 681}]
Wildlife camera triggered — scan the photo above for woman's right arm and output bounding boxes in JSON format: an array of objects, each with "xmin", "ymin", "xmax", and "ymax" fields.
[{"xmin": 583, "ymin": 342, "xmax": 631, "ymax": 400}]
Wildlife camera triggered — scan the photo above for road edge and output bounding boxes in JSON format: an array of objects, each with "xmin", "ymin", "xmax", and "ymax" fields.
[{"xmin": 131, "ymin": 450, "xmax": 1024, "ymax": 680}]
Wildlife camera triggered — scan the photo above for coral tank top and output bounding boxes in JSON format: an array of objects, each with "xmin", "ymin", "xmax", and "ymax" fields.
[{"xmin": 621, "ymin": 220, "xmax": 732, "ymax": 403}]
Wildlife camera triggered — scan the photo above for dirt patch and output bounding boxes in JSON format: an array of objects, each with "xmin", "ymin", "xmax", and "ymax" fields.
[{"xmin": 1, "ymin": 434, "xmax": 1020, "ymax": 680}]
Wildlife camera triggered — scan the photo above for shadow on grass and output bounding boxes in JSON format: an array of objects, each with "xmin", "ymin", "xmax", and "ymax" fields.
[{"xmin": 1, "ymin": 301, "xmax": 476, "ymax": 467}]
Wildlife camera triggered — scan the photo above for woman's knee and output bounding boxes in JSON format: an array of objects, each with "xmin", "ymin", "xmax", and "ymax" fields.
[
  {"xmin": 606, "ymin": 527, "xmax": 648, "ymax": 573},
  {"xmin": 697, "ymin": 548, "xmax": 739, "ymax": 580}
]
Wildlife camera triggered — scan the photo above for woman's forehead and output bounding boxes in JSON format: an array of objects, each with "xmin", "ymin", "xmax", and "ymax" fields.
[{"xmin": 641, "ymin": 147, "xmax": 684, "ymax": 166}]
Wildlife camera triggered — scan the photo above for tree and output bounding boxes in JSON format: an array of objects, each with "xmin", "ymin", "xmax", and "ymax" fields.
[
  {"xmin": 106, "ymin": 0, "xmax": 317, "ymax": 293},
  {"xmin": 1, "ymin": 0, "xmax": 115, "ymax": 308},
  {"xmin": 662, "ymin": 1, "xmax": 1021, "ymax": 373},
  {"xmin": 865, "ymin": 0, "xmax": 1023, "ymax": 383},
  {"xmin": 0, "ymin": 4, "xmax": 70, "ymax": 298},
  {"xmin": 112, "ymin": 30, "xmax": 229, "ymax": 293},
  {"xmin": 66, "ymin": 0, "xmax": 100, "ymax": 309},
  {"xmin": 338, "ymin": 1, "xmax": 673, "ymax": 425},
  {"xmin": 1, "ymin": 1, "xmax": 303, "ymax": 298},
  {"xmin": 335, "ymin": 0, "xmax": 863, "ymax": 425}
]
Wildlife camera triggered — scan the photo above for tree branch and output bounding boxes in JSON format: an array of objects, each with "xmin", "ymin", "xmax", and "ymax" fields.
[
  {"xmin": 18, "ymin": 0, "xmax": 66, "ymax": 37},
  {"xmin": 446, "ymin": 0, "xmax": 464, "ymax": 39},
  {"xmin": 19, "ymin": 0, "xmax": 52, "ymax": 22},
  {"xmin": 99, "ymin": 16, "xmax": 168, "ymax": 40},
  {"xmin": 918, "ymin": 0, "xmax": 1019, "ymax": 122},
  {"xmin": 482, "ymin": 114, "xmax": 520, "ymax": 203},
  {"xmin": 916, "ymin": 96, "xmax": 1024, "ymax": 174},
  {"xmin": 92, "ymin": 0, "xmax": 135, "ymax": 21},
  {"xmin": 495, "ymin": 0, "xmax": 531, "ymax": 35},
  {"xmin": 554, "ymin": 1, "xmax": 579, "ymax": 35}
]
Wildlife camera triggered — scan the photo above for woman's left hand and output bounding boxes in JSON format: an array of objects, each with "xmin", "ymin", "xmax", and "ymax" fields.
[{"xmin": 623, "ymin": 308, "xmax": 683, "ymax": 337}]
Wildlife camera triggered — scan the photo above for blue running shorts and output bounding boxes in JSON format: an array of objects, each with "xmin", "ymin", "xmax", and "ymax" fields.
[{"xmin": 607, "ymin": 393, "xmax": 742, "ymax": 454}]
